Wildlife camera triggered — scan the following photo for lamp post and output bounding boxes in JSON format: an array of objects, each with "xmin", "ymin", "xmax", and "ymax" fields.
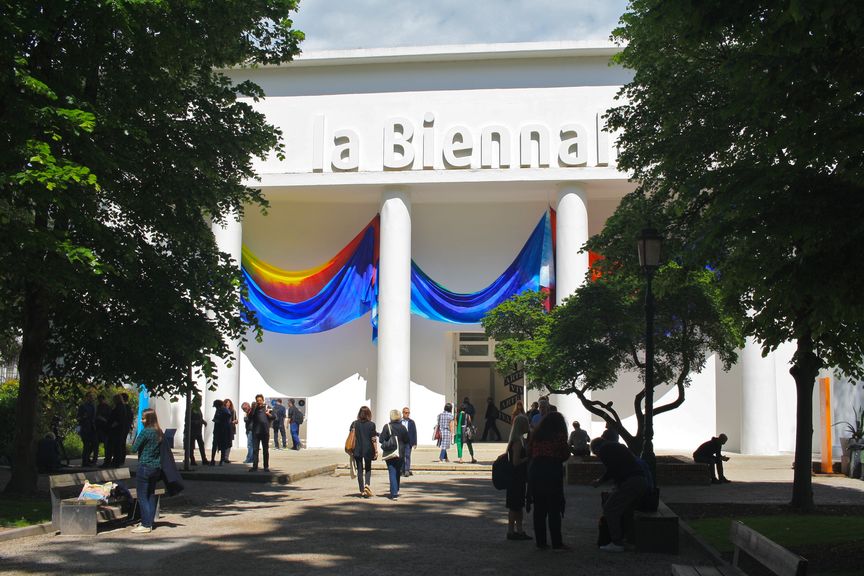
[{"xmin": 637, "ymin": 227, "xmax": 662, "ymax": 481}]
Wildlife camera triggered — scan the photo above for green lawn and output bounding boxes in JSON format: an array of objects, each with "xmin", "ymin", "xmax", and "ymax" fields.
[
  {"xmin": 0, "ymin": 496, "xmax": 52, "ymax": 529},
  {"xmin": 688, "ymin": 514, "xmax": 864, "ymax": 553}
]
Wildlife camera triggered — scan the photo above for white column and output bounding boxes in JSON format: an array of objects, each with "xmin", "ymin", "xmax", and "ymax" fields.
[
  {"xmin": 208, "ymin": 214, "xmax": 243, "ymax": 447},
  {"xmin": 740, "ymin": 336, "xmax": 779, "ymax": 454},
  {"xmin": 376, "ymin": 189, "xmax": 412, "ymax": 423},
  {"xmin": 554, "ymin": 183, "xmax": 593, "ymax": 434}
]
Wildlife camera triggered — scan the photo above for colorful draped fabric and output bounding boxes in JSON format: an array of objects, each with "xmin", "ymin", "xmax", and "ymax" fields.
[
  {"xmin": 410, "ymin": 212, "xmax": 555, "ymax": 324},
  {"xmin": 242, "ymin": 216, "xmax": 379, "ymax": 334}
]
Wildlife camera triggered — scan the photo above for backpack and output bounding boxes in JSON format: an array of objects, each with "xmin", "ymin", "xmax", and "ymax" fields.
[
  {"xmin": 292, "ymin": 407, "xmax": 304, "ymax": 425},
  {"xmin": 492, "ymin": 451, "xmax": 513, "ymax": 490}
]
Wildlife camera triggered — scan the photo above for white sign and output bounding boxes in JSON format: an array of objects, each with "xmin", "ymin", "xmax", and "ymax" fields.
[{"xmin": 310, "ymin": 112, "xmax": 613, "ymax": 173}]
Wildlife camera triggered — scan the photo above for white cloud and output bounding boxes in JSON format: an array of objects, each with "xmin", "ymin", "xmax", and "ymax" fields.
[{"xmin": 290, "ymin": 0, "xmax": 629, "ymax": 51}]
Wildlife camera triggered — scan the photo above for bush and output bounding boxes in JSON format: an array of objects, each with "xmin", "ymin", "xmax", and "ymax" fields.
[
  {"xmin": 63, "ymin": 433, "xmax": 83, "ymax": 460},
  {"xmin": 0, "ymin": 380, "xmax": 18, "ymax": 465}
]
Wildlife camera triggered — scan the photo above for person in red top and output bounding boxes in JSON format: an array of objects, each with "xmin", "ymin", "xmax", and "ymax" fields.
[{"xmin": 527, "ymin": 411, "xmax": 571, "ymax": 550}]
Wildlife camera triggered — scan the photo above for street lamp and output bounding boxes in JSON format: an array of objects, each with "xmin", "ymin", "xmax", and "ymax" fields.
[{"xmin": 637, "ymin": 227, "xmax": 662, "ymax": 482}]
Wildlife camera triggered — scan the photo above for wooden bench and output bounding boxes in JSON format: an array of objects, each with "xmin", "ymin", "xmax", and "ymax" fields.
[
  {"xmin": 49, "ymin": 468, "xmax": 165, "ymax": 535},
  {"xmin": 672, "ymin": 521, "xmax": 807, "ymax": 576},
  {"xmin": 635, "ymin": 500, "xmax": 679, "ymax": 554}
]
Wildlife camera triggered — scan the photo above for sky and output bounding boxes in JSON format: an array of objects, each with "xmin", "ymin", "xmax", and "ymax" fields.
[{"xmin": 290, "ymin": 0, "xmax": 630, "ymax": 52}]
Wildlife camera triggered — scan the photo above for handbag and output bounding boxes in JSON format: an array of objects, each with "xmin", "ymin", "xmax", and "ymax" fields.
[
  {"xmin": 381, "ymin": 424, "xmax": 400, "ymax": 460},
  {"xmin": 344, "ymin": 427, "xmax": 356, "ymax": 455},
  {"xmin": 433, "ymin": 425, "xmax": 441, "ymax": 441}
]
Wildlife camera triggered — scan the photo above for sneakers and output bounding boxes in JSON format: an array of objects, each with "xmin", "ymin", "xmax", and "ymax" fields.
[
  {"xmin": 599, "ymin": 542, "xmax": 625, "ymax": 553},
  {"xmin": 131, "ymin": 525, "xmax": 152, "ymax": 534},
  {"xmin": 363, "ymin": 485, "xmax": 373, "ymax": 497}
]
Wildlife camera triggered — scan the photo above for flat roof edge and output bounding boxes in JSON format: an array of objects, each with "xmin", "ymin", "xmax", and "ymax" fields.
[{"xmin": 227, "ymin": 41, "xmax": 622, "ymax": 70}]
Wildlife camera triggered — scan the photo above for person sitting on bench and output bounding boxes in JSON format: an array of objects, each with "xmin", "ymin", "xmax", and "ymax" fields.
[
  {"xmin": 591, "ymin": 437, "xmax": 650, "ymax": 553},
  {"xmin": 693, "ymin": 433, "xmax": 731, "ymax": 484}
]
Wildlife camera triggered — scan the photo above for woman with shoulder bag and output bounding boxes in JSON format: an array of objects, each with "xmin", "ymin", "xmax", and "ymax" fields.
[
  {"xmin": 379, "ymin": 409, "xmax": 411, "ymax": 499},
  {"xmin": 455, "ymin": 404, "xmax": 477, "ymax": 463},
  {"xmin": 130, "ymin": 408, "xmax": 163, "ymax": 534},
  {"xmin": 505, "ymin": 414, "xmax": 531, "ymax": 541},
  {"xmin": 349, "ymin": 406, "xmax": 378, "ymax": 498}
]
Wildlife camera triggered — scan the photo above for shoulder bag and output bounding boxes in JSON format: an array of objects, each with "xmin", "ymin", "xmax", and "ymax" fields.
[{"xmin": 381, "ymin": 423, "xmax": 401, "ymax": 460}]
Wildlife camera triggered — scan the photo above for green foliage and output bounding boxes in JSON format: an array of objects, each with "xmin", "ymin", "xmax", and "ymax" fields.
[
  {"xmin": 1, "ymin": 1, "xmax": 303, "ymax": 492},
  {"xmin": 0, "ymin": 380, "xmax": 18, "ymax": 464},
  {"xmin": 607, "ymin": 0, "xmax": 864, "ymax": 507},
  {"xmin": 484, "ymin": 195, "xmax": 742, "ymax": 452},
  {"xmin": 834, "ymin": 406, "xmax": 864, "ymax": 441}
]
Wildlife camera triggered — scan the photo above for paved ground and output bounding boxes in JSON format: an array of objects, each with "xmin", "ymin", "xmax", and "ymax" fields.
[{"xmin": 1, "ymin": 445, "xmax": 861, "ymax": 575}]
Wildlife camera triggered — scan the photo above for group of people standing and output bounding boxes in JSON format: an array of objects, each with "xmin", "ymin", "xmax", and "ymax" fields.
[
  {"xmin": 77, "ymin": 391, "xmax": 134, "ymax": 468},
  {"xmin": 348, "ymin": 406, "xmax": 418, "ymax": 499},
  {"xmin": 183, "ymin": 395, "xmax": 305, "ymax": 472}
]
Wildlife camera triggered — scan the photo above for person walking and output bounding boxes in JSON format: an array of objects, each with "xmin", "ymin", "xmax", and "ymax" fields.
[
  {"xmin": 527, "ymin": 411, "xmax": 571, "ymax": 550},
  {"xmin": 130, "ymin": 408, "xmax": 163, "ymax": 534},
  {"xmin": 455, "ymin": 404, "xmax": 477, "ymax": 463},
  {"xmin": 482, "ymin": 397, "xmax": 502, "ymax": 441},
  {"xmin": 379, "ymin": 409, "xmax": 411, "ymax": 499},
  {"xmin": 94, "ymin": 394, "xmax": 111, "ymax": 466},
  {"xmin": 435, "ymin": 403, "xmax": 455, "ymax": 462},
  {"xmin": 400, "ymin": 407, "xmax": 417, "ymax": 477},
  {"xmin": 287, "ymin": 399, "xmax": 304, "ymax": 450},
  {"xmin": 349, "ymin": 406, "xmax": 378, "ymax": 497},
  {"xmin": 210, "ymin": 399, "xmax": 231, "ymax": 466},
  {"xmin": 505, "ymin": 414, "xmax": 532, "ymax": 541},
  {"xmin": 248, "ymin": 394, "xmax": 275, "ymax": 472},
  {"xmin": 272, "ymin": 399, "xmax": 287, "ymax": 449}
]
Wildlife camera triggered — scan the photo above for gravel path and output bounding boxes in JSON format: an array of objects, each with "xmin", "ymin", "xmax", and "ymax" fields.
[{"xmin": 0, "ymin": 470, "xmax": 711, "ymax": 576}]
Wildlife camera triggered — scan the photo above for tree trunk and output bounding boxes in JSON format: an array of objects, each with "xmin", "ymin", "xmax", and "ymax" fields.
[
  {"xmin": 4, "ymin": 282, "xmax": 50, "ymax": 495},
  {"xmin": 789, "ymin": 331, "xmax": 821, "ymax": 511}
]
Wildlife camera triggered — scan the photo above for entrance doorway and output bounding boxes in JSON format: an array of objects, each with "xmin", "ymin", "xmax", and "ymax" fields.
[{"xmin": 454, "ymin": 332, "xmax": 514, "ymax": 441}]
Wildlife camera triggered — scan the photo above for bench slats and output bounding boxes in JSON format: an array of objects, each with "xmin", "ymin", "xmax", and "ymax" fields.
[
  {"xmin": 729, "ymin": 521, "xmax": 808, "ymax": 576},
  {"xmin": 49, "ymin": 468, "xmax": 132, "ymax": 489}
]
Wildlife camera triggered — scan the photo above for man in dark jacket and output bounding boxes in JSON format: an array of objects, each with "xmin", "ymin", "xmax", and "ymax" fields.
[
  {"xmin": 481, "ymin": 397, "xmax": 502, "ymax": 441},
  {"xmin": 693, "ymin": 434, "xmax": 730, "ymax": 484},
  {"xmin": 399, "ymin": 407, "xmax": 418, "ymax": 477},
  {"xmin": 94, "ymin": 394, "xmax": 111, "ymax": 466},
  {"xmin": 77, "ymin": 392, "xmax": 97, "ymax": 467},
  {"xmin": 272, "ymin": 399, "xmax": 287, "ymax": 449},
  {"xmin": 286, "ymin": 399, "xmax": 304, "ymax": 450},
  {"xmin": 249, "ymin": 394, "xmax": 275, "ymax": 472},
  {"xmin": 591, "ymin": 437, "xmax": 650, "ymax": 553}
]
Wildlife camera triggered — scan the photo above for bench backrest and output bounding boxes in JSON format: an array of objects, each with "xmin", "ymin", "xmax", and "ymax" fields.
[
  {"xmin": 49, "ymin": 468, "xmax": 132, "ymax": 490},
  {"xmin": 730, "ymin": 521, "xmax": 807, "ymax": 576}
]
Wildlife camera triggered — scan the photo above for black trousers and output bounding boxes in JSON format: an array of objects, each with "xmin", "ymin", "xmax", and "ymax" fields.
[
  {"xmin": 481, "ymin": 418, "xmax": 502, "ymax": 441},
  {"xmin": 252, "ymin": 432, "xmax": 270, "ymax": 469},
  {"xmin": 529, "ymin": 458, "xmax": 565, "ymax": 547}
]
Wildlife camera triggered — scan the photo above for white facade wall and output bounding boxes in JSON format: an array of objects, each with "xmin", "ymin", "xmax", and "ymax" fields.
[{"xmin": 157, "ymin": 42, "xmax": 842, "ymax": 455}]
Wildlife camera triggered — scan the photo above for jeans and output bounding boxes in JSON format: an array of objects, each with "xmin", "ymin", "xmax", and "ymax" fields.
[
  {"xmin": 439, "ymin": 448, "xmax": 448, "ymax": 461},
  {"xmin": 604, "ymin": 475, "xmax": 650, "ymax": 543},
  {"xmin": 386, "ymin": 458, "xmax": 402, "ymax": 497},
  {"xmin": 136, "ymin": 464, "xmax": 161, "ymax": 528},
  {"xmin": 402, "ymin": 445, "xmax": 412, "ymax": 474},
  {"xmin": 355, "ymin": 456, "xmax": 372, "ymax": 493},
  {"xmin": 252, "ymin": 432, "xmax": 270, "ymax": 469},
  {"xmin": 290, "ymin": 422, "xmax": 301, "ymax": 449},
  {"xmin": 273, "ymin": 421, "xmax": 287, "ymax": 448},
  {"xmin": 245, "ymin": 431, "xmax": 254, "ymax": 463}
]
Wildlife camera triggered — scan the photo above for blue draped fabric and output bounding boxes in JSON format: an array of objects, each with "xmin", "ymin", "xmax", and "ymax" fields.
[
  {"xmin": 242, "ymin": 225, "xmax": 377, "ymax": 334},
  {"xmin": 136, "ymin": 385, "xmax": 149, "ymax": 435},
  {"xmin": 410, "ymin": 212, "xmax": 554, "ymax": 324}
]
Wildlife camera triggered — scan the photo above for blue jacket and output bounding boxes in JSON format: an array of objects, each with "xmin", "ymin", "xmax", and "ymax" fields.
[{"xmin": 401, "ymin": 418, "xmax": 418, "ymax": 447}]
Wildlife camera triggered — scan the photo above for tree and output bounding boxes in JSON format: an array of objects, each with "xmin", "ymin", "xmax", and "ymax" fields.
[
  {"xmin": 1, "ymin": 1, "xmax": 303, "ymax": 494},
  {"xmin": 483, "ymin": 195, "xmax": 742, "ymax": 454},
  {"xmin": 607, "ymin": 1, "xmax": 864, "ymax": 509}
]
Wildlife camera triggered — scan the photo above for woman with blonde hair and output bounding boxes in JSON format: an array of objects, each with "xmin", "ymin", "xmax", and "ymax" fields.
[
  {"xmin": 505, "ymin": 414, "xmax": 531, "ymax": 541},
  {"xmin": 131, "ymin": 408, "xmax": 163, "ymax": 534}
]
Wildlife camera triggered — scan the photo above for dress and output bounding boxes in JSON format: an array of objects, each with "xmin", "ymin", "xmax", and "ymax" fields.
[
  {"xmin": 505, "ymin": 437, "xmax": 528, "ymax": 510},
  {"xmin": 437, "ymin": 412, "xmax": 454, "ymax": 449}
]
